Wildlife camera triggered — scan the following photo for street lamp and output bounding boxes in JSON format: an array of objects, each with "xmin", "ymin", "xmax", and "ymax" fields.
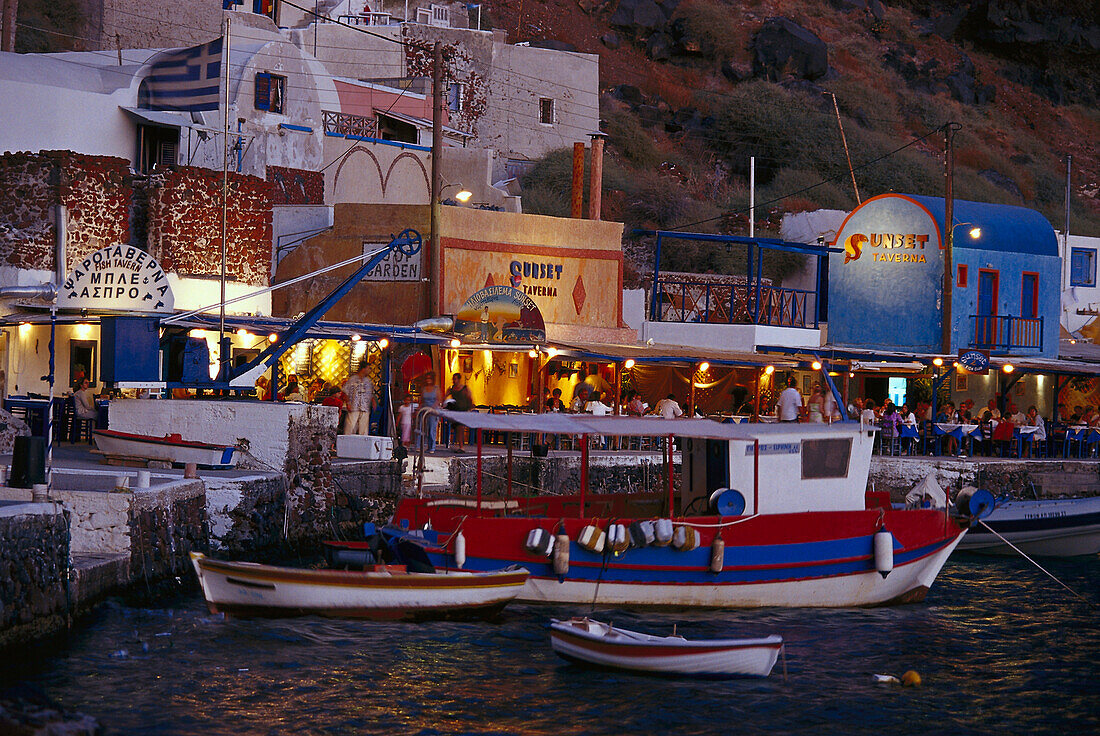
[
  {"xmin": 441, "ymin": 182, "xmax": 472, "ymax": 203},
  {"xmin": 942, "ymin": 219, "xmax": 984, "ymax": 354}
]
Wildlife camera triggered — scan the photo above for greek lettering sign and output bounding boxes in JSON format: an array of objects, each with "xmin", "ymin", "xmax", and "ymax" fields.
[
  {"xmin": 455, "ymin": 286, "xmax": 546, "ymax": 343},
  {"xmin": 363, "ymin": 241, "xmax": 421, "ymax": 281},
  {"xmin": 58, "ymin": 244, "xmax": 174, "ymax": 313},
  {"xmin": 957, "ymin": 349, "xmax": 990, "ymax": 374}
]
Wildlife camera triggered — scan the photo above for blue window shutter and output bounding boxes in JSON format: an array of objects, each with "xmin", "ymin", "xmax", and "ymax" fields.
[{"xmin": 254, "ymin": 73, "xmax": 271, "ymax": 111}]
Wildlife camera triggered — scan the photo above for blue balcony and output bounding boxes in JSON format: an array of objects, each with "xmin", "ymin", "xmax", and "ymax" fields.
[
  {"xmin": 652, "ymin": 278, "xmax": 817, "ymax": 328},
  {"xmin": 969, "ymin": 314, "xmax": 1044, "ymax": 352}
]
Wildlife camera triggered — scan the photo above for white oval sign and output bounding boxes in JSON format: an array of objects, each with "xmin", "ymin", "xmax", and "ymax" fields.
[{"xmin": 58, "ymin": 244, "xmax": 174, "ymax": 313}]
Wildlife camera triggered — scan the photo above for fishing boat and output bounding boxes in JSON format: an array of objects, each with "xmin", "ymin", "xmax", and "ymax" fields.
[
  {"xmin": 955, "ymin": 495, "xmax": 1100, "ymax": 556},
  {"xmin": 93, "ymin": 429, "xmax": 240, "ymax": 468},
  {"xmin": 387, "ymin": 410, "xmax": 971, "ymax": 609},
  {"xmin": 189, "ymin": 552, "xmax": 529, "ymax": 620},
  {"xmin": 549, "ymin": 618, "xmax": 783, "ymax": 678}
]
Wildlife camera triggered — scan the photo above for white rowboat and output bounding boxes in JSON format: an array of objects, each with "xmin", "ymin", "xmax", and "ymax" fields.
[
  {"xmin": 190, "ymin": 552, "xmax": 529, "ymax": 620},
  {"xmin": 549, "ymin": 618, "xmax": 783, "ymax": 678},
  {"xmin": 93, "ymin": 429, "xmax": 240, "ymax": 468}
]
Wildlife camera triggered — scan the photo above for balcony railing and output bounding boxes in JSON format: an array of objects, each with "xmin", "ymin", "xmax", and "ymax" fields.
[
  {"xmin": 651, "ymin": 278, "xmax": 818, "ymax": 328},
  {"xmin": 322, "ymin": 110, "xmax": 378, "ymax": 139},
  {"xmin": 969, "ymin": 314, "xmax": 1044, "ymax": 351}
]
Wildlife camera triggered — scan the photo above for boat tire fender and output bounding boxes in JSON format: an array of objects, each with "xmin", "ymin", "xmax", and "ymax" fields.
[
  {"xmin": 577, "ymin": 525, "xmax": 606, "ymax": 554},
  {"xmin": 629, "ymin": 520, "xmax": 655, "ymax": 547},
  {"xmin": 607, "ymin": 523, "xmax": 629, "ymax": 554},
  {"xmin": 525, "ymin": 528, "xmax": 554, "ymax": 557}
]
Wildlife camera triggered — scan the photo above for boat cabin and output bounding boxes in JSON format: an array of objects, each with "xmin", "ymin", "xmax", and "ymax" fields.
[{"xmin": 681, "ymin": 424, "xmax": 876, "ymax": 516}]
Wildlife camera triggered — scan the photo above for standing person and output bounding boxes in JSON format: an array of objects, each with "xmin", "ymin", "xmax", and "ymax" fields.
[
  {"xmin": 777, "ymin": 377, "xmax": 803, "ymax": 423},
  {"xmin": 342, "ymin": 364, "xmax": 375, "ymax": 435},
  {"xmin": 823, "ymin": 385, "xmax": 839, "ymax": 422},
  {"xmin": 807, "ymin": 383, "xmax": 826, "ymax": 423},
  {"xmin": 655, "ymin": 393, "xmax": 683, "ymax": 419},
  {"xmin": 420, "ymin": 373, "xmax": 441, "ymax": 453},
  {"xmin": 397, "ymin": 393, "xmax": 417, "ymax": 448},
  {"xmin": 446, "ymin": 373, "xmax": 473, "ymax": 452}
]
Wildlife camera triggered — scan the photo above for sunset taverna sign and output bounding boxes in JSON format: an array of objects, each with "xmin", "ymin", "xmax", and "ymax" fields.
[{"xmin": 58, "ymin": 244, "xmax": 174, "ymax": 313}]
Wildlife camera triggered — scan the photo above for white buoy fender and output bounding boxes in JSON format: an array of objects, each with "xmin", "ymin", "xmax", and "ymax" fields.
[
  {"xmin": 525, "ymin": 528, "xmax": 554, "ymax": 557},
  {"xmin": 672, "ymin": 525, "xmax": 699, "ymax": 551},
  {"xmin": 453, "ymin": 531, "xmax": 467, "ymax": 569},
  {"xmin": 552, "ymin": 533, "xmax": 570, "ymax": 575},
  {"xmin": 873, "ymin": 529, "xmax": 893, "ymax": 578},
  {"xmin": 709, "ymin": 534, "xmax": 725, "ymax": 573},
  {"xmin": 653, "ymin": 518, "xmax": 674, "ymax": 547},
  {"xmin": 607, "ymin": 523, "xmax": 629, "ymax": 554}
]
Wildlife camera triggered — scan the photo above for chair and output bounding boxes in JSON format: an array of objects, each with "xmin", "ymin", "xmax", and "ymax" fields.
[{"xmin": 879, "ymin": 420, "xmax": 899, "ymax": 456}]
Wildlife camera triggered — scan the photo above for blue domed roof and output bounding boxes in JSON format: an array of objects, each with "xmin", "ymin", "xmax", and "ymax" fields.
[{"xmin": 903, "ymin": 194, "xmax": 1058, "ymax": 257}]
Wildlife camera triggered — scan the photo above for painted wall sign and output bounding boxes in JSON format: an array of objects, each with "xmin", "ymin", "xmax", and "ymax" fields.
[
  {"xmin": 58, "ymin": 244, "xmax": 174, "ymax": 313},
  {"xmin": 362, "ymin": 240, "xmax": 421, "ymax": 281},
  {"xmin": 510, "ymin": 259, "xmax": 564, "ymax": 296},
  {"xmin": 455, "ymin": 286, "xmax": 546, "ymax": 343},
  {"xmin": 829, "ymin": 194, "xmax": 944, "ymax": 352},
  {"xmin": 957, "ymin": 349, "xmax": 990, "ymax": 373}
]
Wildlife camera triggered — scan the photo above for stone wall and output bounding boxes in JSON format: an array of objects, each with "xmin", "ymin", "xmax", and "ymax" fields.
[
  {"xmin": 0, "ymin": 504, "xmax": 70, "ymax": 651},
  {"xmin": 0, "ymin": 150, "xmax": 131, "ymax": 272},
  {"xmin": 140, "ymin": 166, "xmax": 274, "ymax": 287},
  {"xmin": 128, "ymin": 482, "xmax": 208, "ymax": 583},
  {"xmin": 267, "ymin": 165, "xmax": 325, "ymax": 206}
]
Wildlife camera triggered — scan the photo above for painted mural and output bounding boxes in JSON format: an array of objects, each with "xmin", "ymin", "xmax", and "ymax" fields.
[{"xmin": 455, "ymin": 286, "xmax": 546, "ymax": 344}]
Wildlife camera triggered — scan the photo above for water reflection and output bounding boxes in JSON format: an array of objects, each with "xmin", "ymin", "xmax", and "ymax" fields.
[{"xmin": 2, "ymin": 556, "xmax": 1097, "ymax": 735}]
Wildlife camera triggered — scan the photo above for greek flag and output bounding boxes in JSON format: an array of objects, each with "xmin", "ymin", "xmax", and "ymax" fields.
[{"xmin": 144, "ymin": 38, "xmax": 223, "ymax": 112}]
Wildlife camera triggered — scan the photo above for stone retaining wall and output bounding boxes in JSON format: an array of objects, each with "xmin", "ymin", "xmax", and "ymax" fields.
[
  {"xmin": 869, "ymin": 457, "xmax": 1100, "ymax": 500},
  {"xmin": 0, "ymin": 504, "xmax": 70, "ymax": 651}
]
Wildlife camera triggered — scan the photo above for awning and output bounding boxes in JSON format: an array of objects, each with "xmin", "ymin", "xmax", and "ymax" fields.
[
  {"xmin": 377, "ymin": 109, "xmax": 473, "ymax": 140},
  {"xmin": 553, "ymin": 340, "xmax": 800, "ymax": 369},
  {"xmin": 427, "ymin": 408, "xmax": 862, "ymax": 440},
  {"xmin": 121, "ymin": 106, "xmax": 195, "ymax": 129}
]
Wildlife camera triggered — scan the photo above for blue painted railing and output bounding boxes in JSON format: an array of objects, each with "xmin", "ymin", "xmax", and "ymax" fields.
[
  {"xmin": 651, "ymin": 279, "xmax": 818, "ymax": 328},
  {"xmin": 969, "ymin": 314, "xmax": 1043, "ymax": 351}
]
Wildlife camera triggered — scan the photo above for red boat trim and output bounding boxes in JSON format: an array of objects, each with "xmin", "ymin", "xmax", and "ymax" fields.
[
  {"xmin": 93, "ymin": 428, "xmax": 233, "ymax": 451},
  {"xmin": 198, "ymin": 557, "xmax": 528, "ymax": 590}
]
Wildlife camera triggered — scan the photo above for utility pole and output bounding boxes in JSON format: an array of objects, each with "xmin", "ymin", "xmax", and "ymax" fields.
[
  {"xmin": 1064, "ymin": 154, "xmax": 1072, "ymax": 250},
  {"xmin": 427, "ymin": 41, "xmax": 443, "ymax": 318},
  {"xmin": 941, "ymin": 122, "xmax": 960, "ymax": 356},
  {"xmin": 1, "ymin": 0, "xmax": 18, "ymax": 53}
]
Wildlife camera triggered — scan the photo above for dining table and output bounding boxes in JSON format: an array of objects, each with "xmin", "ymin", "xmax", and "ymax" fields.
[{"xmin": 932, "ymin": 422, "xmax": 982, "ymax": 456}]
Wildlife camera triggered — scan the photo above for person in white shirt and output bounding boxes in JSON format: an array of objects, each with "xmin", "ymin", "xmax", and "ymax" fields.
[
  {"xmin": 860, "ymin": 398, "xmax": 877, "ymax": 424},
  {"xmin": 776, "ymin": 378, "xmax": 803, "ymax": 422},
  {"xmin": 1025, "ymin": 405, "xmax": 1047, "ymax": 456},
  {"xmin": 655, "ymin": 394, "xmax": 683, "ymax": 419},
  {"xmin": 585, "ymin": 391, "xmax": 612, "ymax": 416}
]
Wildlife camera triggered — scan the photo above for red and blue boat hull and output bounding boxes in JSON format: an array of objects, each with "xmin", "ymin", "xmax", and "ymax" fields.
[{"xmin": 388, "ymin": 500, "xmax": 967, "ymax": 608}]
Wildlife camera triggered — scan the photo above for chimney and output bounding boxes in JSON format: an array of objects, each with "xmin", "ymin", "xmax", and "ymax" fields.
[
  {"xmin": 570, "ymin": 141, "xmax": 585, "ymax": 219},
  {"xmin": 587, "ymin": 132, "xmax": 607, "ymax": 221}
]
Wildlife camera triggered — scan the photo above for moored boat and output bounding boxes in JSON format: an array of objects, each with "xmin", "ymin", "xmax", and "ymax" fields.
[
  {"xmin": 389, "ymin": 410, "xmax": 971, "ymax": 609},
  {"xmin": 93, "ymin": 429, "xmax": 240, "ymax": 468},
  {"xmin": 189, "ymin": 552, "xmax": 530, "ymax": 620},
  {"xmin": 955, "ymin": 496, "xmax": 1100, "ymax": 556},
  {"xmin": 549, "ymin": 617, "xmax": 783, "ymax": 678}
]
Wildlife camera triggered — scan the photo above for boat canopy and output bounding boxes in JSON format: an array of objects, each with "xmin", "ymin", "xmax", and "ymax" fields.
[{"xmin": 425, "ymin": 408, "xmax": 867, "ymax": 441}]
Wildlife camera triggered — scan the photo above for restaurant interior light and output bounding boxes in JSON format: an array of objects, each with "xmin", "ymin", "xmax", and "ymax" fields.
[
  {"xmin": 482, "ymin": 349, "xmax": 492, "ymax": 362},
  {"xmin": 235, "ymin": 328, "xmax": 249, "ymax": 337},
  {"xmin": 1002, "ymin": 363, "xmax": 1014, "ymax": 373},
  {"xmin": 811, "ymin": 360, "xmax": 822, "ymax": 371},
  {"xmin": 351, "ymin": 334, "xmax": 361, "ymax": 341},
  {"xmin": 528, "ymin": 349, "xmax": 538, "ymax": 358},
  {"xmin": 378, "ymin": 338, "xmax": 389, "ymax": 349},
  {"xmin": 764, "ymin": 365, "xmax": 775, "ymax": 375},
  {"xmin": 932, "ymin": 357, "xmax": 943, "ymax": 366},
  {"xmin": 547, "ymin": 347, "xmax": 559, "ymax": 358},
  {"xmin": 74, "ymin": 323, "xmax": 92, "ymax": 339},
  {"xmin": 268, "ymin": 333, "xmax": 278, "ymax": 342},
  {"xmin": 450, "ymin": 338, "xmax": 461, "ymax": 348},
  {"xmin": 624, "ymin": 359, "xmax": 636, "ymax": 369},
  {"xmin": 698, "ymin": 361, "xmax": 710, "ymax": 373}
]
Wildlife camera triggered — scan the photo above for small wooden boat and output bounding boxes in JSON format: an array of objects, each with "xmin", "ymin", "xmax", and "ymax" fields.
[
  {"xmin": 549, "ymin": 618, "xmax": 783, "ymax": 678},
  {"xmin": 956, "ymin": 496, "xmax": 1100, "ymax": 557},
  {"xmin": 93, "ymin": 429, "xmax": 240, "ymax": 468},
  {"xmin": 189, "ymin": 552, "xmax": 529, "ymax": 620}
]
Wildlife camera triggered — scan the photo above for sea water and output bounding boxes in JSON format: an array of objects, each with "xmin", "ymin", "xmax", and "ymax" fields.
[{"xmin": 2, "ymin": 555, "xmax": 1097, "ymax": 735}]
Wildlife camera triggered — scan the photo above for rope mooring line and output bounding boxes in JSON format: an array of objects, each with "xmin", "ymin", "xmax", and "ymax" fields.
[{"xmin": 977, "ymin": 520, "xmax": 1096, "ymax": 608}]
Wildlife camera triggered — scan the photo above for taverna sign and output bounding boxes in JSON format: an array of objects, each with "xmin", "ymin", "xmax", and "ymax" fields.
[{"xmin": 58, "ymin": 244, "xmax": 175, "ymax": 313}]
